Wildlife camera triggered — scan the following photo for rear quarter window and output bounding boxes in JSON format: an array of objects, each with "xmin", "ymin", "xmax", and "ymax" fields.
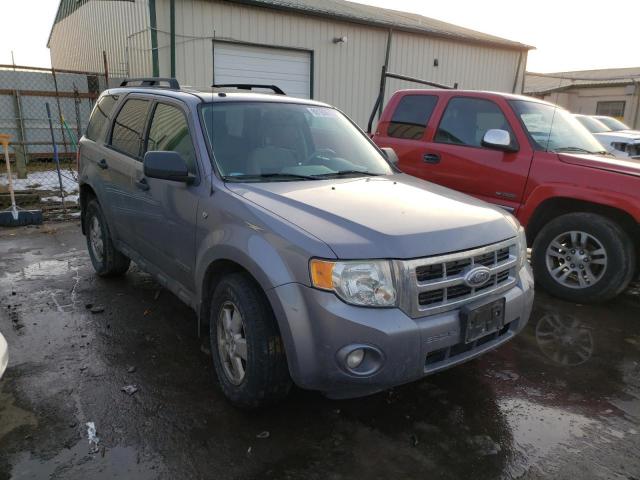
[
  {"xmin": 388, "ymin": 95, "xmax": 438, "ymax": 140},
  {"xmin": 86, "ymin": 95, "xmax": 118, "ymax": 141}
]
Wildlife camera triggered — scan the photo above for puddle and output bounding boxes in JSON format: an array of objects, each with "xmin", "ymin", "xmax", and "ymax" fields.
[
  {"xmin": 2, "ymin": 259, "xmax": 77, "ymax": 281},
  {"xmin": 10, "ymin": 443, "xmax": 167, "ymax": 479},
  {"xmin": 0, "ymin": 389, "xmax": 38, "ymax": 441},
  {"xmin": 500, "ymin": 397, "xmax": 597, "ymax": 476}
]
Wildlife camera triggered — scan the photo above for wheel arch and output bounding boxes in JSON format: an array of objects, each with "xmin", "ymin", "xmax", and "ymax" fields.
[
  {"xmin": 79, "ymin": 182, "xmax": 98, "ymax": 235},
  {"xmin": 526, "ymin": 197, "xmax": 640, "ymax": 247}
]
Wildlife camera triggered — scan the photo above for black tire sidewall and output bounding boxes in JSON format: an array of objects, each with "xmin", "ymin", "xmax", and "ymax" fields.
[
  {"xmin": 209, "ymin": 274, "xmax": 290, "ymax": 408},
  {"xmin": 85, "ymin": 200, "xmax": 109, "ymax": 275},
  {"xmin": 532, "ymin": 213, "xmax": 634, "ymax": 303}
]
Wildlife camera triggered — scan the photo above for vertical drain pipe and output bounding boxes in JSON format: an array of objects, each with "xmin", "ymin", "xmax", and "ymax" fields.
[{"xmin": 149, "ymin": 0, "xmax": 160, "ymax": 77}]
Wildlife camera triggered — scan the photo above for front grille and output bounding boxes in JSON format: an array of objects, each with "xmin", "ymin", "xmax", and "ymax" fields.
[{"xmin": 396, "ymin": 239, "xmax": 519, "ymax": 318}]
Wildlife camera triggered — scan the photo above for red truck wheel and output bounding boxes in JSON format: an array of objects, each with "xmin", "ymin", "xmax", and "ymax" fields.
[{"xmin": 531, "ymin": 212, "xmax": 636, "ymax": 303}]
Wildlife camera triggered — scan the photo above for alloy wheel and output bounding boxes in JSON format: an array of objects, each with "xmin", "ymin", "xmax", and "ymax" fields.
[
  {"xmin": 545, "ymin": 230, "xmax": 607, "ymax": 289},
  {"xmin": 217, "ymin": 301, "xmax": 248, "ymax": 385},
  {"xmin": 89, "ymin": 216, "xmax": 104, "ymax": 262}
]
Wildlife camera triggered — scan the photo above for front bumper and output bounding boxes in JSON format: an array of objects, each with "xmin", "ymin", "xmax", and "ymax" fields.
[
  {"xmin": 0, "ymin": 332, "xmax": 8, "ymax": 379},
  {"xmin": 268, "ymin": 264, "xmax": 534, "ymax": 398}
]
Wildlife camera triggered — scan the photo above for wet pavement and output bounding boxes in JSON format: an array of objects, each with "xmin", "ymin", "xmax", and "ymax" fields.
[{"xmin": 0, "ymin": 222, "xmax": 639, "ymax": 480}]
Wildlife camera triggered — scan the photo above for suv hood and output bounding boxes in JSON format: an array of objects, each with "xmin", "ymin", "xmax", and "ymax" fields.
[
  {"xmin": 558, "ymin": 153, "xmax": 640, "ymax": 177},
  {"xmin": 226, "ymin": 174, "xmax": 517, "ymax": 259}
]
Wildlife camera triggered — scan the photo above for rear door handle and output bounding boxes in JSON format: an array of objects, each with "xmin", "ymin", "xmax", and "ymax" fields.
[
  {"xmin": 423, "ymin": 153, "xmax": 441, "ymax": 164},
  {"xmin": 97, "ymin": 158, "xmax": 108, "ymax": 170},
  {"xmin": 135, "ymin": 178, "xmax": 149, "ymax": 191}
]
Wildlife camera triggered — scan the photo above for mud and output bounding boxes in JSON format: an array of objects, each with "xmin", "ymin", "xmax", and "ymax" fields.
[{"xmin": 1, "ymin": 222, "xmax": 638, "ymax": 479}]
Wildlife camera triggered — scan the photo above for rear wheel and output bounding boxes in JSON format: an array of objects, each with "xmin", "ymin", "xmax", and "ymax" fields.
[
  {"xmin": 209, "ymin": 273, "xmax": 291, "ymax": 408},
  {"xmin": 84, "ymin": 198, "xmax": 130, "ymax": 277},
  {"xmin": 531, "ymin": 212, "xmax": 635, "ymax": 303}
]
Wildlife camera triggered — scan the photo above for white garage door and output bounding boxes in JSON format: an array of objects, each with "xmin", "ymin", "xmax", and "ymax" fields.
[{"xmin": 213, "ymin": 42, "xmax": 311, "ymax": 99}]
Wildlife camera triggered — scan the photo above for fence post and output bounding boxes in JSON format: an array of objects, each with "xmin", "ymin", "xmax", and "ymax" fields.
[
  {"xmin": 51, "ymin": 68, "xmax": 69, "ymax": 157},
  {"xmin": 11, "ymin": 90, "xmax": 28, "ymax": 179}
]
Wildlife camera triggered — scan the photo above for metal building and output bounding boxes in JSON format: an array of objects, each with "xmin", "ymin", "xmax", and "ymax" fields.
[
  {"xmin": 48, "ymin": 0, "xmax": 532, "ymax": 127},
  {"xmin": 525, "ymin": 68, "xmax": 640, "ymax": 130}
]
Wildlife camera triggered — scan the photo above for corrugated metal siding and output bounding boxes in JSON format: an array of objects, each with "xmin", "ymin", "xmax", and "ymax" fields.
[
  {"xmin": 49, "ymin": 0, "xmax": 526, "ymax": 127},
  {"xmin": 48, "ymin": 0, "xmax": 152, "ymax": 77}
]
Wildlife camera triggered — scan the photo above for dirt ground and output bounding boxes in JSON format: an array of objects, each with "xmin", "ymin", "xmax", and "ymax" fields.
[{"xmin": 1, "ymin": 222, "xmax": 639, "ymax": 480}]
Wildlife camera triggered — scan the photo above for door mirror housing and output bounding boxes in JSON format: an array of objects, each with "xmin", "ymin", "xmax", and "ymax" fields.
[
  {"xmin": 482, "ymin": 129, "xmax": 518, "ymax": 152},
  {"xmin": 380, "ymin": 147, "xmax": 399, "ymax": 167},
  {"xmin": 143, "ymin": 151, "xmax": 195, "ymax": 184}
]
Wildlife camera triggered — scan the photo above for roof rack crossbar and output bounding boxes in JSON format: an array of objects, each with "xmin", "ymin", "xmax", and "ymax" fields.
[
  {"xmin": 120, "ymin": 77, "xmax": 180, "ymax": 89},
  {"xmin": 212, "ymin": 84, "xmax": 286, "ymax": 95}
]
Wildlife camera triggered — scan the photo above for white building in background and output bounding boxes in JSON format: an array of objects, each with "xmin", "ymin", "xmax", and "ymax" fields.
[
  {"xmin": 525, "ymin": 68, "xmax": 640, "ymax": 130},
  {"xmin": 48, "ymin": 0, "xmax": 532, "ymax": 127}
]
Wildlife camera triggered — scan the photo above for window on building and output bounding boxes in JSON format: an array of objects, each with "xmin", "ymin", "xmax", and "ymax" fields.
[
  {"xmin": 596, "ymin": 101, "xmax": 626, "ymax": 120},
  {"xmin": 388, "ymin": 95, "xmax": 438, "ymax": 140},
  {"xmin": 86, "ymin": 95, "xmax": 118, "ymax": 141},
  {"xmin": 110, "ymin": 99, "xmax": 150, "ymax": 158},
  {"xmin": 146, "ymin": 103, "xmax": 197, "ymax": 174},
  {"xmin": 435, "ymin": 97, "xmax": 515, "ymax": 149}
]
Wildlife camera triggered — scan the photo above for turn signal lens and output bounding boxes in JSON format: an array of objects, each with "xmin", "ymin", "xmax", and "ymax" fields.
[{"xmin": 310, "ymin": 259, "xmax": 335, "ymax": 290}]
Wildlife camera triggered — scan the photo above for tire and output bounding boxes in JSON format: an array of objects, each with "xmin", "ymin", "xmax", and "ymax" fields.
[
  {"xmin": 84, "ymin": 198, "xmax": 131, "ymax": 277},
  {"xmin": 209, "ymin": 273, "xmax": 291, "ymax": 408},
  {"xmin": 531, "ymin": 212, "xmax": 635, "ymax": 303}
]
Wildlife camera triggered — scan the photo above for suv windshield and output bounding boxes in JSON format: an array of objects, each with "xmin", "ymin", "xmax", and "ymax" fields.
[
  {"xmin": 574, "ymin": 115, "xmax": 611, "ymax": 133},
  {"xmin": 596, "ymin": 116, "xmax": 630, "ymax": 131},
  {"xmin": 510, "ymin": 100, "xmax": 606, "ymax": 154},
  {"xmin": 200, "ymin": 102, "xmax": 393, "ymax": 181}
]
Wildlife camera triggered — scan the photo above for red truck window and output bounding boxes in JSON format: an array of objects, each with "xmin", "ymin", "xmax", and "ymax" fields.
[
  {"xmin": 388, "ymin": 95, "xmax": 438, "ymax": 140},
  {"xmin": 435, "ymin": 97, "xmax": 514, "ymax": 148}
]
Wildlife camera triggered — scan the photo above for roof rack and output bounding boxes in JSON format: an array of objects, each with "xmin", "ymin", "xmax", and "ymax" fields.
[
  {"xmin": 120, "ymin": 78, "xmax": 180, "ymax": 89},
  {"xmin": 212, "ymin": 84, "xmax": 286, "ymax": 95}
]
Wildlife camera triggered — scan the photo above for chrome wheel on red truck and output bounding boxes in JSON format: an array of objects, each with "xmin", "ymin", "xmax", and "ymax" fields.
[{"xmin": 532, "ymin": 213, "xmax": 636, "ymax": 303}]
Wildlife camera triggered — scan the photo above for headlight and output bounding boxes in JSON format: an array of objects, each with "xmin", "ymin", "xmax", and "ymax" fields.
[
  {"xmin": 310, "ymin": 259, "xmax": 397, "ymax": 307},
  {"xmin": 516, "ymin": 226, "xmax": 528, "ymax": 269}
]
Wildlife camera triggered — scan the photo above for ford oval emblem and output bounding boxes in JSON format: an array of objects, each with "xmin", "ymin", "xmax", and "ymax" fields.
[{"xmin": 464, "ymin": 266, "xmax": 492, "ymax": 288}]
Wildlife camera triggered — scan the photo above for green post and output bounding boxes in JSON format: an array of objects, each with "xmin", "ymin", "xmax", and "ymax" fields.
[
  {"xmin": 170, "ymin": 0, "xmax": 176, "ymax": 78},
  {"xmin": 149, "ymin": 0, "xmax": 160, "ymax": 77}
]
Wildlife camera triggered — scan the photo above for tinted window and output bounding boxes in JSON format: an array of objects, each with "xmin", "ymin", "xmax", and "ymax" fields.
[
  {"xmin": 146, "ymin": 103, "xmax": 197, "ymax": 174},
  {"xmin": 86, "ymin": 95, "xmax": 118, "ymax": 141},
  {"xmin": 435, "ymin": 97, "xmax": 513, "ymax": 148},
  {"xmin": 388, "ymin": 95, "xmax": 437, "ymax": 140},
  {"xmin": 110, "ymin": 99, "xmax": 150, "ymax": 158}
]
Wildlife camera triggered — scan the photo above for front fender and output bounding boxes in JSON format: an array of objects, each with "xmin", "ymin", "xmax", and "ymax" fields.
[{"xmin": 519, "ymin": 183, "xmax": 640, "ymax": 227}]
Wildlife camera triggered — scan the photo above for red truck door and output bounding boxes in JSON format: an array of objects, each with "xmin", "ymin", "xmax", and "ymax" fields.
[{"xmin": 380, "ymin": 93, "xmax": 534, "ymax": 214}]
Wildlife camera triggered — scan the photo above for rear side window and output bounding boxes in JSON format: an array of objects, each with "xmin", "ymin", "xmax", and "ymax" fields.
[
  {"xmin": 146, "ymin": 103, "xmax": 197, "ymax": 174},
  {"xmin": 388, "ymin": 95, "xmax": 437, "ymax": 140},
  {"xmin": 435, "ymin": 97, "xmax": 513, "ymax": 148},
  {"xmin": 86, "ymin": 95, "xmax": 118, "ymax": 141},
  {"xmin": 110, "ymin": 99, "xmax": 150, "ymax": 158}
]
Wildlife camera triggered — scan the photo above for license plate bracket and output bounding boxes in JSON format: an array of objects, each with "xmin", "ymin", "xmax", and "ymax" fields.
[{"xmin": 461, "ymin": 298, "xmax": 505, "ymax": 344}]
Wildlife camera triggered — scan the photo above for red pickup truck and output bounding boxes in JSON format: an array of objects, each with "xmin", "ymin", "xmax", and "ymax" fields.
[{"xmin": 373, "ymin": 89, "xmax": 639, "ymax": 303}]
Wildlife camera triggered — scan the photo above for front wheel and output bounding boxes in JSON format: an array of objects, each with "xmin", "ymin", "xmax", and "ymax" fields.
[
  {"xmin": 209, "ymin": 273, "xmax": 291, "ymax": 408},
  {"xmin": 531, "ymin": 212, "xmax": 635, "ymax": 303}
]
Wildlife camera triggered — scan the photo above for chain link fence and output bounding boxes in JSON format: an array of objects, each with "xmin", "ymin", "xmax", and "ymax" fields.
[{"xmin": 0, "ymin": 64, "xmax": 109, "ymax": 221}]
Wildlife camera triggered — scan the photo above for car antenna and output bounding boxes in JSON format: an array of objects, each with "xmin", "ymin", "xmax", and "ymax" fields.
[{"xmin": 544, "ymin": 76, "xmax": 566, "ymax": 153}]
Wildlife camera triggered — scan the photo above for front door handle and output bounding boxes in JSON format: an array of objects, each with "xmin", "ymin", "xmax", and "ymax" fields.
[
  {"xmin": 135, "ymin": 178, "xmax": 150, "ymax": 191},
  {"xmin": 97, "ymin": 158, "xmax": 108, "ymax": 170},
  {"xmin": 423, "ymin": 153, "xmax": 441, "ymax": 164}
]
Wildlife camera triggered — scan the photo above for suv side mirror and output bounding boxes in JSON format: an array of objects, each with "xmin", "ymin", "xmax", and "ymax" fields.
[
  {"xmin": 482, "ymin": 129, "xmax": 518, "ymax": 152},
  {"xmin": 380, "ymin": 147, "xmax": 399, "ymax": 167},
  {"xmin": 143, "ymin": 151, "xmax": 195, "ymax": 184}
]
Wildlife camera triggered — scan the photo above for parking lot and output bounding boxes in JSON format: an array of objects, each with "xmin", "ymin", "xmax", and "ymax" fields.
[{"xmin": 0, "ymin": 222, "xmax": 638, "ymax": 479}]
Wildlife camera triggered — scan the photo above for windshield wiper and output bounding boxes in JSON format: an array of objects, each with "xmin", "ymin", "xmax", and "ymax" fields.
[
  {"xmin": 224, "ymin": 173, "xmax": 318, "ymax": 182},
  {"xmin": 554, "ymin": 146, "xmax": 605, "ymax": 155},
  {"xmin": 312, "ymin": 170, "xmax": 381, "ymax": 178}
]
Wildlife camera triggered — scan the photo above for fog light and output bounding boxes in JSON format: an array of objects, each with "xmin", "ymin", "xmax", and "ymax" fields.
[{"xmin": 346, "ymin": 349, "xmax": 365, "ymax": 369}]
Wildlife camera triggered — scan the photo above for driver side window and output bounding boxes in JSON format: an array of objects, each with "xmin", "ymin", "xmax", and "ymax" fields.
[{"xmin": 146, "ymin": 103, "xmax": 197, "ymax": 174}]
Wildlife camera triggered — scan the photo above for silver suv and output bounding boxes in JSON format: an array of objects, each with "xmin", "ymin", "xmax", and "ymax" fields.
[{"xmin": 79, "ymin": 78, "xmax": 534, "ymax": 408}]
